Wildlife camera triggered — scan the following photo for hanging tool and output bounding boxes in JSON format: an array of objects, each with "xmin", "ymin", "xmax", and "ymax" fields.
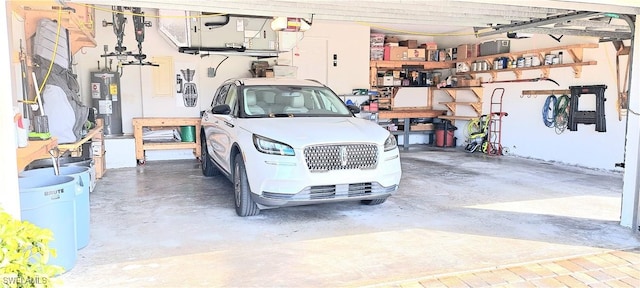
[
  {"xmin": 122, "ymin": 7, "xmax": 158, "ymax": 66},
  {"xmin": 483, "ymin": 77, "xmax": 559, "ymax": 86},
  {"xmin": 18, "ymin": 39, "xmax": 31, "ymax": 122},
  {"xmin": 29, "ymin": 72, "xmax": 51, "ymax": 140},
  {"xmin": 101, "ymin": 6, "xmax": 128, "ymax": 55}
]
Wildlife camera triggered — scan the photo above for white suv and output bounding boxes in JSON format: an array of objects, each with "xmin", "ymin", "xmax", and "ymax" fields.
[{"xmin": 200, "ymin": 78, "xmax": 402, "ymax": 216}]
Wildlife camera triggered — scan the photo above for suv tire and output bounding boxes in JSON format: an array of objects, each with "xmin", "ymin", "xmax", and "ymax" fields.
[
  {"xmin": 201, "ymin": 132, "xmax": 218, "ymax": 177},
  {"xmin": 234, "ymin": 155, "xmax": 260, "ymax": 216},
  {"xmin": 361, "ymin": 198, "xmax": 387, "ymax": 205}
]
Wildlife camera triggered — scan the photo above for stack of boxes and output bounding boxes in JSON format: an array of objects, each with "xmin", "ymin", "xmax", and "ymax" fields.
[{"xmin": 370, "ymin": 33, "xmax": 385, "ymax": 60}]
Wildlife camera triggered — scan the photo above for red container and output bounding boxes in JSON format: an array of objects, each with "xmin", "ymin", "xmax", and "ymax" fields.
[
  {"xmin": 369, "ymin": 102, "xmax": 379, "ymax": 112},
  {"xmin": 435, "ymin": 129, "xmax": 455, "ymax": 147}
]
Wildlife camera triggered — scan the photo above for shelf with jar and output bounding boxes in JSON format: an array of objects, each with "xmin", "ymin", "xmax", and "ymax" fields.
[
  {"xmin": 457, "ymin": 43, "xmax": 598, "ymax": 80},
  {"xmin": 369, "ymin": 61, "xmax": 453, "ymax": 110}
]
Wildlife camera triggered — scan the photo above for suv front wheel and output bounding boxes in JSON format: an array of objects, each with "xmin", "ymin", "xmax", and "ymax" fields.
[{"xmin": 234, "ymin": 155, "xmax": 260, "ymax": 216}]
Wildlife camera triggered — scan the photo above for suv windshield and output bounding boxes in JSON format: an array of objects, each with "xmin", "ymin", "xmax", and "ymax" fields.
[{"xmin": 242, "ymin": 85, "xmax": 352, "ymax": 117}]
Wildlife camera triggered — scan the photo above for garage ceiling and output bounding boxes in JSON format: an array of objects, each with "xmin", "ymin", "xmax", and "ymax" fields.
[{"xmin": 71, "ymin": 0, "xmax": 640, "ymax": 41}]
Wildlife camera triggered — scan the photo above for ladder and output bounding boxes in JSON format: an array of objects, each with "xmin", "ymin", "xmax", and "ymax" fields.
[{"xmin": 487, "ymin": 88, "xmax": 508, "ymax": 156}]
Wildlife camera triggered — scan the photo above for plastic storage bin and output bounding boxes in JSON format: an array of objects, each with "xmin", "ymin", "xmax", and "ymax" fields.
[
  {"xmin": 20, "ymin": 166, "xmax": 91, "ymax": 249},
  {"xmin": 19, "ymin": 175, "xmax": 77, "ymax": 272}
]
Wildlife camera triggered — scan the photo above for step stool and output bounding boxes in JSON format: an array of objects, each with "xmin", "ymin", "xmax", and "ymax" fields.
[{"xmin": 568, "ymin": 85, "xmax": 607, "ymax": 132}]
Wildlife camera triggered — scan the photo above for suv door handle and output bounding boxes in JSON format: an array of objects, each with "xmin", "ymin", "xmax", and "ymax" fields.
[{"xmin": 224, "ymin": 121, "xmax": 234, "ymax": 128}]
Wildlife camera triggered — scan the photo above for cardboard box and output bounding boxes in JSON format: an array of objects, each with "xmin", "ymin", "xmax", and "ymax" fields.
[
  {"xmin": 370, "ymin": 33, "xmax": 385, "ymax": 47},
  {"xmin": 457, "ymin": 44, "xmax": 473, "ymax": 60},
  {"xmin": 407, "ymin": 48, "xmax": 426, "ymax": 61},
  {"xmin": 384, "ymin": 46, "xmax": 408, "ymax": 61},
  {"xmin": 448, "ymin": 48, "xmax": 457, "ymax": 60},
  {"xmin": 399, "ymin": 40, "xmax": 418, "ymax": 48},
  {"xmin": 480, "ymin": 40, "xmax": 510, "ymax": 56},
  {"xmin": 471, "ymin": 44, "xmax": 480, "ymax": 57},
  {"xmin": 427, "ymin": 49, "xmax": 439, "ymax": 62},
  {"xmin": 91, "ymin": 141, "xmax": 104, "ymax": 157},
  {"xmin": 421, "ymin": 42, "xmax": 438, "ymax": 50},
  {"xmin": 456, "ymin": 78, "xmax": 482, "ymax": 87},
  {"xmin": 385, "ymin": 36, "xmax": 399, "ymax": 44},
  {"xmin": 370, "ymin": 47, "xmax": 384, "ymax": 60},
  {"xmin": 438, "ymin": 50, "xmax": 448, "ymax": 62},
  {"xmin": 382, "ymin": 76, "xmax": 394, "ymax": 86}
]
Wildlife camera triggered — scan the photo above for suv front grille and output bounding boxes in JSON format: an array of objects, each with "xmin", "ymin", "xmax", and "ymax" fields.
[{"xmin": 304, "ymin": 144, "xmax": 378, "ymax": 172}]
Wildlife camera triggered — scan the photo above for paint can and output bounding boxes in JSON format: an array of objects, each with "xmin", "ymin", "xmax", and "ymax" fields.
[{"xmin": 544, "ymin": 54, "xmax": 554, "ymax": 65}]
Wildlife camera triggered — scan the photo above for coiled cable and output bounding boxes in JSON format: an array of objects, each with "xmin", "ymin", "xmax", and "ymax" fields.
[
  {"xmin": 542, "ymin": 95, "xmax": 557, "ymax": 127},
  {"xmin": 554, "ymin": 94, "xmax": 570, "ymax": 134}
]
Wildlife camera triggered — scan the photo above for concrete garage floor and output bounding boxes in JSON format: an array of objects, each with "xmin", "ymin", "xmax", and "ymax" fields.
[{"xmin": 59, "ymin": 148, "xmax": 640, "ymax": 287}]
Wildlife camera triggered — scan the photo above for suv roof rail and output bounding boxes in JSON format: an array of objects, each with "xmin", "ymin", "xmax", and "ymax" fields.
[{"xmin": 304, "ymin": 79, "xmax": 324, "ymax": 85}]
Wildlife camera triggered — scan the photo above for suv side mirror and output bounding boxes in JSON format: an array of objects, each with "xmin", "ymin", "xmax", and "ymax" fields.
[
  {"xmin": 212, "ymin": 104, "xmax": 231, "ymax": 115},
  {"xmin": 347, "ymin": 104, "xmax": 360, "ymax": 114}
]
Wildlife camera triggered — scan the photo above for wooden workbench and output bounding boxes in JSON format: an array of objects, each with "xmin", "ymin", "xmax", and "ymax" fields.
[
  {"xmin": 132, "ymin": 117, "xmax": 201, "ymax": 164},
  {"xmin": 16, "ymin": 138, "xmax": 58, "ymax": 172},
  {"xmin": 378, "ymin": 108, "xmax": 447, "ymax": 119},
  {"xmin": 378, "ymin": 108, "xmax": 447, "ymax": 150},
  {"xmin": 16, "ymin": 120, "xmax": 106, "ymax": 178}
]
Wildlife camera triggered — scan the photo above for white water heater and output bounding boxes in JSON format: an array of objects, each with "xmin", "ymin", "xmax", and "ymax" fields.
[{"xmin": 90, "ymin": 72, "xmax": 122, "ymax": 136}]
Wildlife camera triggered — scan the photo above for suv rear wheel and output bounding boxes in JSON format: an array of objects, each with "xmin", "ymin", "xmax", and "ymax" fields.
[
  {"xmin": 201, "ymin": 132, "xmax": 218, "ymax": 177},
  {"xmin": 234, "ymin": 156, "xmax": 260, "ymax": 216}
]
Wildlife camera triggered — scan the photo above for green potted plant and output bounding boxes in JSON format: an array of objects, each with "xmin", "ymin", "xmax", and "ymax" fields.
[{"xmin": 0, "ymin": 210, "xmax": 63, "ymax": 288}]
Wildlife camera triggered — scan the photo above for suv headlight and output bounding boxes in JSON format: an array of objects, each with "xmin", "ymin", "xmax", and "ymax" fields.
[
  {"xmin": 253, "ymin": 135, "xmax": 295, "ymax": 156},
  {"xmin": 384, "ymin": 134, "xmax": 397, "ymax": 151}
]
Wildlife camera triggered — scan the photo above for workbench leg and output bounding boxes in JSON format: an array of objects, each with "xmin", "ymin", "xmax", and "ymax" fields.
[
  {"xmin": 133, "ymin": 123, "xmax": 144, "ymax": 164},
  {"xmin": 194, "ymin": 122, "xmax": 202, "ymax": 161},
  {"xmin": 403, "ymin": 117, "xmax": 410, "ymax": 150}
]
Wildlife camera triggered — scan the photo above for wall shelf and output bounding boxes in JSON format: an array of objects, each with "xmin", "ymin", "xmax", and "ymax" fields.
[
  {"xmin": 370, "ymin": 60, "xmax": 454, "ymax": 70},
  {"xmin": 434, "ymin": 87, "xmax": 484, "ymax": 123},
  {"xmin": 468, "ymin": 61, "xmax": 597, "ymax": 79},
  {"xmin": 460, "ymin": 43, "xmax": 599, "ymax": 79}
]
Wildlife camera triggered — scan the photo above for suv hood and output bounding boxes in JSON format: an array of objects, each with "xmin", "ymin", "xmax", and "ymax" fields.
[{"xmin": 240, "ymin": 117, "xmax": 391, "ymax": 148}]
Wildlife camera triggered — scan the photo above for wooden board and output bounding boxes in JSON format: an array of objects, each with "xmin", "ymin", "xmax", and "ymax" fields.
[{"xmin": 378, "ymin": 109, "xmax": 447, "ymax": 119}]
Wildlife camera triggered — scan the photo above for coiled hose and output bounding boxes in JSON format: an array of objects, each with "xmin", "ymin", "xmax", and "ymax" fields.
[
  {"xmin": 542, "ymin": 95, "xmax": 557, "ymax": 127},
  {"xmin": 554, "ymin": 94, "xmax": 570, "ymax": 134}
]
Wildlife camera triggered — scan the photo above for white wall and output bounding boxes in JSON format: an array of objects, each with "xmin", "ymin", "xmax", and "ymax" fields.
[
  {"xmin": 1, "ymin": 2, "xmax": 20, "ymax": 218},
  {"xmin": 278, "ymin": 21, "xmax": 370, "ymax": 94},
  {"xmin": 74, "ymin": 8, "xmax": 258, "ymax": 135},
  {"xmin": 392, "ymin": 33, "xmax": 626, "ymax": 170},
  {"xmin": 443, "ymin": 34, "xmax": 625, "ymax": 170},
  {"xmin": 74, "ymin": 9, "xmax": 370, "ymax": 129}
]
